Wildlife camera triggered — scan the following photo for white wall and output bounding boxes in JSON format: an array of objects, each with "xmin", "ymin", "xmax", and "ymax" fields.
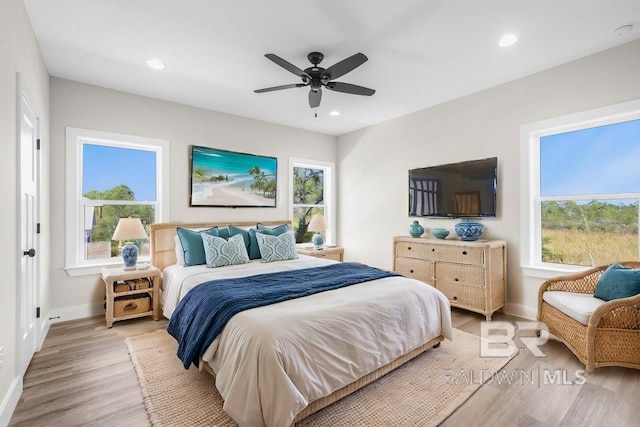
[
  {"xmin": 0, "ymin": 0, "xmax": 50, "ymax": 424},
  {"xmin": 49, "ymin": 78, "xmax": 336, "ymax": 318},
  {"xmin": 337, "ymin": 40, "xmax": 640, "ymax": 319}
]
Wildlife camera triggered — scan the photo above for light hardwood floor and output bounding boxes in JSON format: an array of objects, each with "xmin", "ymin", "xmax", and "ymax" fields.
[{"xmin": 9, "ymin": 309, "xmax": 640, "ymax": 426}]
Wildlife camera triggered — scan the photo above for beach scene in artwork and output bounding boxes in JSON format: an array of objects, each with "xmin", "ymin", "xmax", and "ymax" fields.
[{"xmin": 191, "ymin": 146, "xmax": 277, "ymax": 207}]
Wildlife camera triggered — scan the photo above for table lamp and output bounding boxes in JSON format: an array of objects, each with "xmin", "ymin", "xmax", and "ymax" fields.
[
  {"xmin": 307, "ymin": 214, "xmax": 327, "ymax": 250},
  {"xmin": 112, "ymin": 217, "xmax": 147, "ymax": 270}
]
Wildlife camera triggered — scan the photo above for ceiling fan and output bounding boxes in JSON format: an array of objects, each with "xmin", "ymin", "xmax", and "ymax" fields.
[{"xmin": 254, "ymin": 52, "xmax": 375, "ymax": 109}]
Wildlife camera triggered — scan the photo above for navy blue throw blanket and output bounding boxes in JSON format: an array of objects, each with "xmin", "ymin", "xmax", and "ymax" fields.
[{"xmin": 167, "ymin": 262, "xmax": 399, "ymax": 368}]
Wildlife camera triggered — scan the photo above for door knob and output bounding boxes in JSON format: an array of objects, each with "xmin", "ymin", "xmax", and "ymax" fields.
[{"xmin": 23, "ymin": 248, "xmax": 36, "ymax": 257}]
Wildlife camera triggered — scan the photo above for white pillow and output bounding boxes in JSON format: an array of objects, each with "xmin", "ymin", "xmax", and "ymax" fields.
[
  {"xmin": 256, "ymin": 231, "xmax": 299, "ymax": 263},
  {"xmin": 201, "ymin": 233, "xmax": 250, "ymax": 268},
  {"xmin": 174, "ymin": 235, "xmax": 185, "ymax": 266}
]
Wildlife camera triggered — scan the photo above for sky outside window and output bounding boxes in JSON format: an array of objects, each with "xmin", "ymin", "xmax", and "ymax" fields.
[
  {"xmin": 83, "ymin": 144, "xmax": 156, "ymax": 200},
  {"xmin": 540, "ymin": 119, "xmax": 640, "ymax": 197}
]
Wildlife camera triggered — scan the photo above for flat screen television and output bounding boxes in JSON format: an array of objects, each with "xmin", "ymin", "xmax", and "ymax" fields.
[{"xmin": 409, "ymin": 157, "xmax": 497, "ymax": 218}]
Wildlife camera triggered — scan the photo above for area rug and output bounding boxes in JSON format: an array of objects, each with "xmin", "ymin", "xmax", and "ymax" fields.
[{"xmin": 126, "ymin": 329, "xmax": 514, "ymax": 426}]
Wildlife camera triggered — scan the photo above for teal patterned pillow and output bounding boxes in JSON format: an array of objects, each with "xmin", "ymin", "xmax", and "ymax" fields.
[
  {"xmin": 201, "ymin": 233, "xmax": 249, "ymax": 268},
  {"xmin": 255, "ymin": 231, "xmax": 298, "ymax": 263},
  {"xmin": 248, "ymin": 224, "xmax": 289, "ymax": 260}
]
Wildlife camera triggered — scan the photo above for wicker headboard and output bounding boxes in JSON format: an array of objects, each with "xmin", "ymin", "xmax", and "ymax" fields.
[{"xmin": 150, "ymin": 220, "xmax": 292, "ymax": 272}]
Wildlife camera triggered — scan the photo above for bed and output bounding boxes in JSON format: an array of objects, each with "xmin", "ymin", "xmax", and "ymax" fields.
[{"xmin": 150, "ymin": 221, "xmax": 453, "ymax": 427}]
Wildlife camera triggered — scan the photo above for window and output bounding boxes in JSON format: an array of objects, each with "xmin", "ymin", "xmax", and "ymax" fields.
[
  {"xmin": 289, "ymin": 158, "xmax": 335, "ymax": 245},
  {"xmin": 66, "ymin": 128, "xmax": 169, "ymax": 276},
  {"xmin": 521, "ymin": 100, "xmax": 640, "ymax": 276}
]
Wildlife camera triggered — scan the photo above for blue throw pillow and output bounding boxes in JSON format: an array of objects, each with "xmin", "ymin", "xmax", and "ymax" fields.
[
  {"xmin": 594, "ymin": 263, "xmax": 640, "ymax": 301},
  {"xmin": 248, "ymin": 224, "xmax": 289, "ymax": 260},
  {"xmin": 228, "ymin": 226, "xmax": 251, "ymax": 254},
  {"xmin": 256, "ymin": 231, "xmax": 299, "ymax": 263},
  {"xmin": 214, "ymin": 226, "xmax": 231, "ymax": 240},
  {"xmin": 176, "ymin": 227, "xmax": 218, "ymax": 266},
  {"xmin": 201, "ymin": 233, "xmax": 249, "ymax": 268}
]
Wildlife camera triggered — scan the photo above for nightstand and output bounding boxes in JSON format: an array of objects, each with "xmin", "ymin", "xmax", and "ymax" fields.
[
  {"xmin": 297, "ymin": 246, "xmax": 344, "ymax": 262},
  {"xmin": 101, "ymin": 265, "xmax": 161, "ymax": 328}
]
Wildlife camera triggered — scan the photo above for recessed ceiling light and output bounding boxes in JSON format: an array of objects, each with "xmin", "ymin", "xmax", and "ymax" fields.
[
  {"xmin": 498, "ymin": 34, "xmax": 518, "ymax": 47},
  {"xmin": 329, "ymin": 111, "xmax": 340, "ymax": 116},
  {"xmin": 614, "ymin": 25, "xmax": 634, "ymax": 36},
  {"xmin": 145, "ymin": 59, "xmax": 165, "ymax": 70}
]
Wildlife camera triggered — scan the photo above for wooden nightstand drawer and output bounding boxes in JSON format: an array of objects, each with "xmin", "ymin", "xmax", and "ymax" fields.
[
  {"xmin": 297, "ymin": 246, "xmax": 344, "ymax": 261},
  {"xmin": 114, "ymin": 295, "xmax": 151, "ymax": 317},
  {"xmin": 312, "ymin": 251, "xmax": 342, "ymax": 261}
]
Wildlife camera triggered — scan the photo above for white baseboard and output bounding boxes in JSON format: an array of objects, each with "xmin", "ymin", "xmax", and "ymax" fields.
[
  {"xmin": 49, "ymin": 302, "xmax": 104, "ymax": 324},
  {"xmin": 37, "ymin": 313, "xmax": 51, "ymax": 351},
  {"xmin": 506, "ymin": 303, "xmax": 537, "ymax": 320},
  {"xmin": 0, "ymin": 376, "xmax": 22, "ymax": 427}
]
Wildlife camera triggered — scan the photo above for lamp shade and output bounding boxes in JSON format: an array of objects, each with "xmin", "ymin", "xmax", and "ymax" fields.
[
  {"xmin": 112, "ymin": 218, "xmax": 147, "ymax": 241},
  {"xmin": 307, "ymin": 214, "xmax": 327, "ymax": 232}
]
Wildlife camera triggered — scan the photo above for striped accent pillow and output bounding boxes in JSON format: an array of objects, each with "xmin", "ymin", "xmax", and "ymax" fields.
[
  {"xmin": 201, "ymin": 233, "xmax": 249, "ymax": 268},
  {"xmin": 256, "ymin": 231, "xmax": 299, "ymax": 263}
]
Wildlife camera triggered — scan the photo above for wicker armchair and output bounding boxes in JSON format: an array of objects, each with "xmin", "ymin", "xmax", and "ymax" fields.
[{"xmin": 537, "ymin": 262, "xmax": 640, "ymax": 373}]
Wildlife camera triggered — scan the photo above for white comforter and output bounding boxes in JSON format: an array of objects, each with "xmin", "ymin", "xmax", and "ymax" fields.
[{"xmin": 162, "ymin": 256, "xmax": 452, "ymax": 427}]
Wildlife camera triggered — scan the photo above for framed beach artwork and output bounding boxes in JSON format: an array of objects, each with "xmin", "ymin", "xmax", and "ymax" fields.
[{"xmin": 190, "ymin": 146, "xmax": 277, "ymax": 207}]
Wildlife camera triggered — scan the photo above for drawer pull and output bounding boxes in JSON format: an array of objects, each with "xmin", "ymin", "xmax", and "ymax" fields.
[
  {"xmin": 408, "ymin": 246, "xmax": 412, "ymax": 250},
  {"xmin": 454, "ymin": 278, "xmax": 459, "ymax": 282},
  {"xmin": 453, "ymin": 296, "xmax": 458, "ymax": 300},
  {"xmin": 462, "ymin": 251, "xmax": 467, "ymax": 255},
  {"xmin": 431, "ymin": 248, "xmax": 435, "ymax": 252},
  {"xmin": 410, "ymin": 269, "xmax": 414, "ymax": 273},
  {"xmin": 123, "ymin": 302, "xmax": 138, "ymax": 311}
]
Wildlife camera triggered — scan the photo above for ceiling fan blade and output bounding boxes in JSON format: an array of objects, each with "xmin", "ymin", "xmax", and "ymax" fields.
[
  {"xmin": 265, "ymin": 54, "xmax": 310, "ymax": 79},
  {"xmin": 309, "ymin": 89, "xmax": 322, "ymax": 108},
  {"xmin": 325, "ymin": 82, "xmax": 375, "ymax": 96},
  {"xmin": 321, "ymin": 53, "xmax": 368, "ymax": 80},
  {"xmin": 254, "ymin": 83, "xmax": 306, "ymax": 93}
]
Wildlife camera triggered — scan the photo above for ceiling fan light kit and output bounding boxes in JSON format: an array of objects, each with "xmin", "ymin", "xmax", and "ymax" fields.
[{"xmin": 255, "ymin": 51, "xmax": 375, "ymax": 110}]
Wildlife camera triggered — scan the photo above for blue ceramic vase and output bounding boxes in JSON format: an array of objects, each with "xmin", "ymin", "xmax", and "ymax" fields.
[
  {"xmin": 409, "ymin": 220, "xmax": 425, "ymax": 238},
  {"xmin": 454, "ymin": 220, "xmax": 483, "ymax": 241},
  {"xmin": 121, "ymin": 242, "xmax": 139, "ymax": 269}
]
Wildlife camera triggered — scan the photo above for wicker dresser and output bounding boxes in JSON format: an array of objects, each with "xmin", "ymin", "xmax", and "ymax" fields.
[{"xmin": 393, "ymin": 236, "xmax": 507, "ymax": 320}]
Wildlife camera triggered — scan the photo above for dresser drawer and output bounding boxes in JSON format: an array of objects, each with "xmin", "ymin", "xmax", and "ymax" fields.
[
  {"xmin": 429, "ymin": 245, "xmax": 484, "ymax": 265},
  {"xmin": 436, "ymin": 282, "xmax": 485, "ymax": 310},
  {"xmin": 434, "ymin": 263, "xmax": 484, "ymax": 287},
  {"xmin": 394, "ymin": 257, "xmax": 433, "ymax": 283},
  {"xmin": 395, "ymin": 241, "xmax": 430, "ymax": 259}
]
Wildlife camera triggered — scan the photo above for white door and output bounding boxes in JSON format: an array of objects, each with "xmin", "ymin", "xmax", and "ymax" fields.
[{"xmin": 18, "ymin": 77, "xmax": 39, "ymax": 375}]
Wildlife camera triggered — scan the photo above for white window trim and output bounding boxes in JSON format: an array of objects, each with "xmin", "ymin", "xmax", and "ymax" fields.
[
  {"xmin": 65, "ymin": 127, "xmax": 170, "ymax": 276},
  {"xmin": 520, "ymin": 99, "xmax": 640, "ymax": 278},
  {"xmin": 289, "ymin": 157, "xmax": 336, "ymax": 245}
]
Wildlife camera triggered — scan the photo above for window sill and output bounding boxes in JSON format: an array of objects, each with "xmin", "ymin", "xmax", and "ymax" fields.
[
  {"xmin": 65, "ymin": 256, "xmax": 151, "ymax": 277},
  {"xmin": 522, "ymin": 264, "xmax": 590, "ymax": 280}
]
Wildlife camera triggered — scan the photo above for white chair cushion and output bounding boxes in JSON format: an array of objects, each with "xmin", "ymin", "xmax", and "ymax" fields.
[{"xmin": 543, "ymin": 291, "xmax": 607, "ymax": 326}]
